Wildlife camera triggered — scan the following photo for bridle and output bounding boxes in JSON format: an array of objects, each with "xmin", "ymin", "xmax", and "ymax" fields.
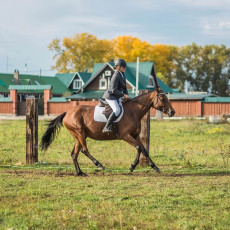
[
  {"xmin": 152, "ymin": 92, "xmax": 166, "ymax": 112},
  {"xmin": 129, "ymin": 92, "xmax": 166, "ymax": 111}
]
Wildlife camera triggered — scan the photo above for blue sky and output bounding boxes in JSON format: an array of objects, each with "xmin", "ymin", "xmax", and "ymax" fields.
[{"xmin": 0, "ymin": 0, "xmax": 230, "ymax": 75}]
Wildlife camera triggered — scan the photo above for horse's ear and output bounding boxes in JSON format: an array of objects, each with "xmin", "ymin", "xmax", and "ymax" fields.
[{"xmin": 152, "ymin": 65, "xmax": 159, "ymax": 90}]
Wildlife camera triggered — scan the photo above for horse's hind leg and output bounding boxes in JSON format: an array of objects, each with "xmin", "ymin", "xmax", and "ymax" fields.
[
  {"xmin": 77, "ymin": 133, "xmax": 105, "ymax": 171},
  {"xmin": 71, "ymin": 139, "xmax": 88, "ymax": 177}
]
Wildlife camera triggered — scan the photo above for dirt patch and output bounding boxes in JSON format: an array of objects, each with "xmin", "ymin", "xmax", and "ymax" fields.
[{"xmin": 1, "ymin": 168, "xmax": 230, "ymax": 179}]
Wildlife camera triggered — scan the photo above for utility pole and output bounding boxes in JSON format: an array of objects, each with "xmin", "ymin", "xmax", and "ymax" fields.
[
  {"xmin": 6, "ymin": 56, "xmax": 8, "ymax": 73},
  {"xmin": 136, "ymin": 57, "xmax": 139, "ymax": 96}
]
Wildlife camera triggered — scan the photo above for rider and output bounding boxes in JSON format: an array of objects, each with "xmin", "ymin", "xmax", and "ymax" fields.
[{"xmin": 102, "ymin": 58, "xmax": 130, "ymax": 133}]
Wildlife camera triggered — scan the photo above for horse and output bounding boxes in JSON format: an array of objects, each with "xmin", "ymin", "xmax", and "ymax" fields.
[{"xmin": 40, "ymin": 87, "xmax": 175, "ymax": 176}]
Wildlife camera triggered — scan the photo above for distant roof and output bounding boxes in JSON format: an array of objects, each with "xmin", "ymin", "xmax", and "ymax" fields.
[
  {"xmin": 48, "ymin": 97, "xmax": 68, "ymax": 102},
  {"xmin": 0, "ymin": 97, "xmax": 12, "ymax": 102},
  {"xmin": 55, "ymin": 73, "xmax": 76, "ymax": 88},
  {"xmin": 0, "ymin": 73, "xmax": 68, "ymax": 95},
  {"xmin": 19, "ymin": 79, "xmax": 31, "ymax": 85},
  {"xmin": 169, "ymin": 93, "xmax": 212, "ymax": 100},
  {"xmin": 9, "ymin": 85, "xmax": 52, "ymax": 93},
  {"xmin": 67, "ymin": 89, "xmax": 146, "ymax": 100},
  {"xmin": 67, "ymin": 90, "xmax": 104, "ymax": 100},
  {"xmin": 202, "ymin": 97, "xmax": 230, "ymax": 103},
  {"xmin": 77, "ymin": 72, "xmax": 91, "ymax": 84},
  {"xmin": 41, "ymin": 76, "xmax": 70, "ymax": 94}
]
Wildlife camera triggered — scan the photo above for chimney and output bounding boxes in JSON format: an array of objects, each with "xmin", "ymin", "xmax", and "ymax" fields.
[{"xmin": 14, "ymin": 69, "xmax": 19, "ymax": 84}]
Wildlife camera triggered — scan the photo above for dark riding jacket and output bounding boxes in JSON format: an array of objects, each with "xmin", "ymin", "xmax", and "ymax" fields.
[{"xmin": 103, "ymin": 70, "xmax": 128, "ymax": 100}]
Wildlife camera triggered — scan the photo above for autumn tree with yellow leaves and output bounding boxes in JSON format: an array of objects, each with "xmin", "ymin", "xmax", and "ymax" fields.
[
  {"xmin": 49, "ymin": 33, "xmax": 230, "ymax": 96},
  {"xmin": 48, "ymin": 33, "xmax": 174, "ymax": 78},
  {"xmin": 48, "ymin": 33, "xmax": 112, "ymax": 72}
]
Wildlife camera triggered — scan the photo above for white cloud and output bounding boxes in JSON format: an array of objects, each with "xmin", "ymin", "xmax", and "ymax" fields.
[
  {"xmin": 201, "ymin": 17, "xmax": 230, "ymax": 36},
  {"xmin": 173, "ymin": 0, "xmax": 230, "ymax": 9}
]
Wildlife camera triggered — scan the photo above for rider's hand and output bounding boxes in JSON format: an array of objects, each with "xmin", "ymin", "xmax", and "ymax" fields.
[{"xmin": 123, "ymin": 94, "xmax": 130, "ymax": 99}]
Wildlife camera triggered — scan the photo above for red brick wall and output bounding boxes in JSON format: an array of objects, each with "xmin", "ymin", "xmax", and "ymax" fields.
[
  {"xmin": 0, "ymin": 102, "xmax": 13, "ymax": 114},
  {"xmin": 202, "ymin": 103, "xmax": 230, "ymax": 116},
  {"xmin": 44, "ymin": 89, "xmax": 52, "ymax": 115},
  {"xmin": 47, "ymin": 101, "xmax": 98, "ymax": 114},
  {"xmin": 10, "ymin": 90, "xmax": 18, "ymax": 115},
  {"xmin": 170, "ymin": 101, "xmax": 202, "ymax": 117}
]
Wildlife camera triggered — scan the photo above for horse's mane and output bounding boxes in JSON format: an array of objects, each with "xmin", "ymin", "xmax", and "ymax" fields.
[{"xmin": 123, "ymin": 91, "xmax": 152, "ymax": 103}]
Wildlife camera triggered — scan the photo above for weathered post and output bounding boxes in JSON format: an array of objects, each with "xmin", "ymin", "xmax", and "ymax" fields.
[
  {"xmin": 138, "ymin": 90, "xmax": 150, "ymax": 166},
  {"xmin": 26, "ymin": 98, "xmax": 38, "ymax": 164}
]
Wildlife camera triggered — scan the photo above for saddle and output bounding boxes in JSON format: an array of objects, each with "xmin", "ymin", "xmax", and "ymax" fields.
[
  {"xmin": 98, "ymin": 98, "xmax": 122, "ymax": 119},
  {"xmin": 94, "ymin": 99, "xmax": 124, "ymax": 122}
]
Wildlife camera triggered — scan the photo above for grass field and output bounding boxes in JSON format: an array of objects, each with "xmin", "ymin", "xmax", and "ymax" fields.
[{"xmin": 0, "ymin": 119, "xmax": 230, "ymax": 229}]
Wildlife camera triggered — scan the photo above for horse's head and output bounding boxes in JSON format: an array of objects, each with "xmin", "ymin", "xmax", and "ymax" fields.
[{"xmin": 151, "ymin": 88, "xmax": 175, "ymax": 117}]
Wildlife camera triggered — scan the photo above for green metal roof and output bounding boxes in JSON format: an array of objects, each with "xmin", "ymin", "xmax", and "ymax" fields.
[
  {"xmin": 91, "ymin": 63, "xmax": 105, "ymax": 76},
  {"xmin": 67, "ymin": 90, "xmax": 105, "ymax": 99},
  {"xmin": 20, "ymin": 79, "xmax": 31, "ymax": 85},
  {"xmin": 48, "ymin": 97, "xmax": 68, "ymax": 102},
  {"xmin": 41, "ymin": 76, "xmax": 70, "ymax": 95},
  {"xmin": 67, "ymin": 89, "xmax": 142, "ymax": 100},
  {"xmin": 0, "ymin": 73, "xmax": 68, "ymax": 95},
  {"xmin": 0, "ymin": 79, "xmax": 7, "ymax": 87},
  {"xmin": 9, "ymin": 85, "xmax": 52, "ymax": 90},
  {"xmin": 55, "ymin": 73, "xmax": 76, "ymax": 88},
  {"xmin": 202, "ymin": 97, "xmax": 230, "ymax": 103},
  {"xmin": 169, "ymin": 93, "xmax": 211, "ymax": 100},
  {"xmin": 0, "ymin": 97, "xmax": 12, "ymax": 102},
  {"xmin": 77, "ymin": 72, "xmax": 91, "ymax": 83},
  {"xmin": 8, "ymin": 85, "xmax": 52, "ymax": 93}
]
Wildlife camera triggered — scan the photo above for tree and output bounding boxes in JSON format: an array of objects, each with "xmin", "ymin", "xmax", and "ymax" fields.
[
  {"xmin": 175, "ymin": 44, "xmax": 230, "ymax": 95},
  {"xmin": 48, "ymin": 33, "xmax": 230, "ymax": 95},
  {"xmin": 112, "ymin": 35, "xmax": 151, "ymax": 62},
  {"xmin": 48, "ymin": 33, "xmax": 113, "ymax": 73},
  {"xmin": 147, "ymin": 44, "xmax": 176, "ymax": 86}
]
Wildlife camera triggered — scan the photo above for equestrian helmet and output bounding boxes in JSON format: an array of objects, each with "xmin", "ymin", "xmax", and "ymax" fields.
[{"xmin": 115, "ymin": 59, "xmax": 126, "ymax": 68}]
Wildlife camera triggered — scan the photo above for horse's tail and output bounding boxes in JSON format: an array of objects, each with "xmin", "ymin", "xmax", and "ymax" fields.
[{"xmin": 40, "ymin": 112, "xmax": 66, "ymax": 151}]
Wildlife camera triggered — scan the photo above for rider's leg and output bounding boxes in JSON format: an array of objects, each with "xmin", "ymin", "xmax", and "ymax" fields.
[{"xmin": 102, "ymin": 99, "xmax": 120, "ymax": 133}]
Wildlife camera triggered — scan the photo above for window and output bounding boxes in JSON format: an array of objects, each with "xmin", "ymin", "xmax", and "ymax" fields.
[
  {"xmin": 73, "ymin": 79, "xmax": 82, "ymax": 89},
  {"xmin": 147, "ymin": 76, "xmax": 155, "ymax": 87},
  {"xmin": 99, "ymin": 79, "xmax": 107, "ymax": 90},
  {"xmin": 105, "ymin": 71, "xmax": 111, "ymax": 76}
]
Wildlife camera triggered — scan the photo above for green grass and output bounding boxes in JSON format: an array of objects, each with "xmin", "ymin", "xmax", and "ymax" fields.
[{"xmin": 0, "ymin": 119, "xmax": 230, "ymax": 229}]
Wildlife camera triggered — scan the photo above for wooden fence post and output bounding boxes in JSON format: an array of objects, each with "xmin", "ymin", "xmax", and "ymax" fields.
[
  {"xmin": 26, "ymin": 98, "xmax": 38, "ymax": 164},
  {"xmin": 138, "ymin": 90, "xmax": 150, "ymax": 166}
]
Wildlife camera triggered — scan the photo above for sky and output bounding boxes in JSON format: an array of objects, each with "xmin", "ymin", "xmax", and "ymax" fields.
[{"xmin": 0, "ymin": 0, "xmax": 230, "ymax": 76}]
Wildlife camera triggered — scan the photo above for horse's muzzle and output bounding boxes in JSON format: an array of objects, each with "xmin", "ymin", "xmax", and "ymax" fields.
[{"xmin": 168, "ymin": 109, "xmax": 175, "ymax": 117}]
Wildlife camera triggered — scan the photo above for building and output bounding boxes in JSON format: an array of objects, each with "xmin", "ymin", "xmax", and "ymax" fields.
[
  {"xmin": 67, "ymin": 61, "xmax": 173, "ymax": 100},
  {"xmin": 1, "ymin": 62, "xmax": 230, "ymax": 117}
]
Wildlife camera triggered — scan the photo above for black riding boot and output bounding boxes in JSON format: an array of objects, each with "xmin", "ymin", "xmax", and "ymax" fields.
[{"xmin": 102, "ymin": 112, "xmax": 117, "ymax": 133}]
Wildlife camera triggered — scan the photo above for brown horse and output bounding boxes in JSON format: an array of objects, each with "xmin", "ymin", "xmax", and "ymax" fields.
[{"xmin": 40, "ymin": 88, "xmax": 175, "ymax": 176}]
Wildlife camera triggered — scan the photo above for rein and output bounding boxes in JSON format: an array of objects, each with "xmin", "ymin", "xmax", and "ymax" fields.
[{"xmin": 128, "ymin": 92, "xmax": 166, "ymax": 111}]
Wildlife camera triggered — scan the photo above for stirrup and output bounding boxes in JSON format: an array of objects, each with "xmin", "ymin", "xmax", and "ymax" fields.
[{"xmin": 102, "ymin": 126, "xmax": 112, "ymax": 133}]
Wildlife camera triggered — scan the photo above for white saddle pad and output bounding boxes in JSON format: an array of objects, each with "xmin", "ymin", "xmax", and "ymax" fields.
[{"xmin": 93, "ymin": 103, "xmax": 124, "ymax": 123}]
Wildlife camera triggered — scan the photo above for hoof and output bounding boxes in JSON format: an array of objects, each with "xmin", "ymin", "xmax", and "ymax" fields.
[
  {"xmin": 154, "ymin": 167, "xmax": 161, "ymax": 174},
  {"xmin": 129, "ymin": 166, "xmax": 134, "ymax": 172},
  {"xmin": 98, "ymin": 165, "xmax": 105, "ymax": 171},
  {"xmin": 77, "ymin": 172, "xmax": 88, "ymax": 177}
]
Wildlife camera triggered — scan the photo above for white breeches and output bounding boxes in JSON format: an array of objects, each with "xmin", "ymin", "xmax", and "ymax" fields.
[{"xmin": 105, "ymin": 99, "xmax": 121, "ymax": 116}]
